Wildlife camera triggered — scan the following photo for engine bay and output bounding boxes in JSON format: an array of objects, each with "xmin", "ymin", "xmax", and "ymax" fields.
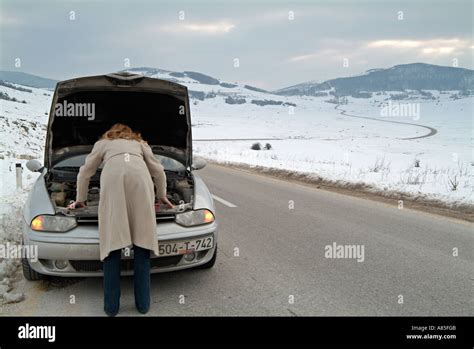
[{"xmin": 47, "ymin": 170, "xmax": 194, "ymax": 218}]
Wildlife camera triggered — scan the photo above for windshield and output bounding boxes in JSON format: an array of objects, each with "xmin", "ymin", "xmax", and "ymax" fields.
[{"xmin": 53, "ymin": 154, "xmax": 185, "ymax": 172}]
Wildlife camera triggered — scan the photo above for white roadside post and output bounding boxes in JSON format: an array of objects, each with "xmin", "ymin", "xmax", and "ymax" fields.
[{"xmin": 16, "ymin": 162, "xmax": 23, "ymax": 189}]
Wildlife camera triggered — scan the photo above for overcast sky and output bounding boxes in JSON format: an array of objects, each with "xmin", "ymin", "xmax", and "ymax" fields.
[{"xmin": 0, "ymin": 0, "xmax": 472, "ymax": 90}]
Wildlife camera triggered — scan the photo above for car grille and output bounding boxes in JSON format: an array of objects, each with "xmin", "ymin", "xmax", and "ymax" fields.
[
  {"xmin": 76, "ymin": 217, "xmax": 99, "ymax": 224},
  {"xmin": 70, "ymin": 255, "xmax": 183, "ymax": 272},
  {"xmin": 77, "ymin": 214, "xmax": 175, "ymax": 224}
]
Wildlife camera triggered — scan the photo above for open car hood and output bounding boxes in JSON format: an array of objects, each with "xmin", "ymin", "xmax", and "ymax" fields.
[{"xmin": 45, "ymin": 72, "xmax": 192, "ymax": 168}]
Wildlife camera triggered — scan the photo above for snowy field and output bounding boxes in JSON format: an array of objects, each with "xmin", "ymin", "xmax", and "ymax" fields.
[{"xmin": 192, "ymin": 92, "xmax": 473, "ymax": 207}]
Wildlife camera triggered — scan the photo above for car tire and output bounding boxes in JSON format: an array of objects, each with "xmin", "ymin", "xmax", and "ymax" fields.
[
  {"xmin": 195, "ymin": 245, "xmax": 217, "ymax": 269},
  {"xmin": 22, "ymin": 258, "xmax": 45, "ymax": 281}
]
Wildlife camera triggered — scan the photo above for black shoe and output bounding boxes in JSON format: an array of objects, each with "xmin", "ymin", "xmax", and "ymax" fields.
[
  {"xmin": 136, "ymin": 305, "xmax": 149, "ymax": 314},
  {"xmin": 104, "ymin": 308, "xmax": 119, "ymax": 317}
]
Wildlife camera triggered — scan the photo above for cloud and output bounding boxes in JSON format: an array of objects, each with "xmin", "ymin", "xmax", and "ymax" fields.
[
  {"xmin": 290, "ymin": 53, "xmax": 319, "ymax": 62},
  {"xmin": 367, "ymin": 38, "xmax": 471, "ymax": 55},
  {"xmin": 421, "ymin": 47, "xmax": 455, "ymax": 54},
  {"xmin": 367, "ymin": 40, "xmax": 423, "ymax": 48},
  {"xmin": 0, "ymin": 12, "xmax": 23, "ymax": 27},
  {"xmin": 158, "ymin": 21, "xmax": 235, "ymax": 35},
  {"xmin": 288, "ymin": 46, "xmax": 356, "ymax": 63}
]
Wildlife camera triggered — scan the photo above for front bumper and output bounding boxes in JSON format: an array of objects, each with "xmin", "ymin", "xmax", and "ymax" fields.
[{"xmin": 23, "ymin": 220, "xmax": 218, "ymax": 277}]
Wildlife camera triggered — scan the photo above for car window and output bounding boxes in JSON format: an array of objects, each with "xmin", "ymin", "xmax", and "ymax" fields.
[{"xmin": 53, "ymin": 154, "xmax": 185, "ymax": 171}]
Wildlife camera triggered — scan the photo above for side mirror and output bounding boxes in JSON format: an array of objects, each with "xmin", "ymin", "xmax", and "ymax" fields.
[
  {"xmin": 192, "ymin": 156, "xmax": 207, "ymax": 170},
  {"xmin": 26, "ymin": 159, "xmax": 43, "ymax": 172}
]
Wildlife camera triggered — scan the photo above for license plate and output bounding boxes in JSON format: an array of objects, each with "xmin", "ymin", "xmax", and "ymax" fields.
[{"xmin": 158, "ymin": 236, "xmax": 214, "ymax": 257}]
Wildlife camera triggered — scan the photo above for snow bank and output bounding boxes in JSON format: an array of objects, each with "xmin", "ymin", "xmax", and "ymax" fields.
[{"xmin": 0, "ymin": 84, "xmax": 50, "ymax": 303}]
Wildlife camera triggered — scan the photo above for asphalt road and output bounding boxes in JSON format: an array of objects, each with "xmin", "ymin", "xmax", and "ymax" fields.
[
  {"xmin": 2, "ymin": 164, "xmax": 473, "ymax": 316},
  {"xmin": 335, "ymin": 105, "xmax": 438, "ymax": 140}
]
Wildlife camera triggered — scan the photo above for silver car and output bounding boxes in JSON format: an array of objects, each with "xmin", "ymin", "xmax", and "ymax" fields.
[{"xmin": 21, "ymin": 72, "xmax": 218, "ymax": 279}]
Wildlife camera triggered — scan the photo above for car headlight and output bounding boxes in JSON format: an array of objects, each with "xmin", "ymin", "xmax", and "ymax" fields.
[
  {"xmin": 30, "ymin": 215, "xmax": 77, "ymax": 232},
  {"xmin": 175, "ymin": 209, "xmax": 215, "ymax": 227}
]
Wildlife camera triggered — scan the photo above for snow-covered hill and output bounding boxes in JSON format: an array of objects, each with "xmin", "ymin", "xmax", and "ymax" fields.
[
  {"xmin": 123, "ymin": 67, "xmax": 295, "ymax": 106},
  {"xmin": 0, "ymin": 71, "xmax": 58, "ymax": 89},
  {"xmin": 275, "ymin": 63, "xmax": 474, "ymax": 96}
]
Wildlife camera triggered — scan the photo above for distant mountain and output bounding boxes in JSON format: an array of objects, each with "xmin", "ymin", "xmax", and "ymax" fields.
[
  {"xmin": 0, "ymin": 71, "xmax": 58, "ymax": 89},
  {"xmin": 5, "ymin": 63, "xmax": 471, "ymax": 101},
  {"xmin": 274, "ymin": 63, "xmax": 474, "ymax": 96},
  {"xmin": 0, "ymin": 67, "xmax": 285, "ymax": 108},
  {"xmin": 0, "ymin": 68, "xmax": 277, "ymax": 103},
  {"xmin": 121, "ymin": 67, "xmax": 277, "ymax": 104},
  {"xmin": 124, "ymin": 67, "xmax": 269, "ymax": 92}
]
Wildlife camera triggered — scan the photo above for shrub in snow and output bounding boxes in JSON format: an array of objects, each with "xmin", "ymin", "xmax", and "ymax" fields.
[
  {"xmin": 189, "ymin": 90, "xmax": 205, "ymax": 101},
  {"xmin": 264, "ymin": 143, "xmax": 272, "ymax": 150},
  {"xmin": 225, "ymin": 96, "xmax": 246, "ymax": 105},
  {"xmin": 251, "ymin": 142, "xmax": 261, "ymax": 150},
  {"xmin": 0, "ymin": 80, "xmax": 32, "ymax": 93},
  {"xmin": 448, "ymin": 175, "xmax": 459, "ymax": 191},
  {"xmin": 369, "ymin": 157, "xmax": 389, "ymax": 173},
  {"xmin": 419, "ymin": 90, "xmax": 434, "ymax": 99},
  {"xmin": 351, "ymin": 91, "xmax": 372, "ymax": 98},
  {"xmin": 251, "ymin": 99, "xmax": 282, "ymax": 106},
  {"xmin": 251, "ymin": 99, "xmax": 296, "ymax": 107},
  {"xmin": 390, "ymin": 93, "xmax": 409, "ymax": 100},
  {"xmin": 219, "ymin": 82, "xmax": 237, "ymax": 88},
  {"xmin": 313, "ymin": 92, "xmax": 328, "ymax": 97},
  {"xmin": 244, "ymin": 84, "xmax": 268, "ymax": 93}
]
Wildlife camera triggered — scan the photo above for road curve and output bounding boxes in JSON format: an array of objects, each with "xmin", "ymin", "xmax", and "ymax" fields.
[{"xmin": 335, "ymin": 105, "xmax": 438, "ymax": 140}]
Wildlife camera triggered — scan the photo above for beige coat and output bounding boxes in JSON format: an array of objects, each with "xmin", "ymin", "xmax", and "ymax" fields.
[{"xmin": 76, "ymin": 138, "xmax": 166, "ymax": 261}]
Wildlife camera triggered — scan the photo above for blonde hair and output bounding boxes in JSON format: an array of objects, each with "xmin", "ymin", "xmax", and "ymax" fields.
[{"xmin": 101, "ymin": 123, "xmax": 144, "ymax": 142}]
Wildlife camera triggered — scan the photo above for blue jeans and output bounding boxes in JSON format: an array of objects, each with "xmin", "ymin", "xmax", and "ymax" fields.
[{"xmin": 103, "ymin": 245, "xmax": 151, "ymax": 315}]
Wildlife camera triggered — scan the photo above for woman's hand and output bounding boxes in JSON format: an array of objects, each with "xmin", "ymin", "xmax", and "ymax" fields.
[
  {"xmin": 159, "ymin": 196, "xmax": 174, "ymax": 209},
  {"xmin": 67, "ymin": 201, "xmax": 86, "ymax": 209}
]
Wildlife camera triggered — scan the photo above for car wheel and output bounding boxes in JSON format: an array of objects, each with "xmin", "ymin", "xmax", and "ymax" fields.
[
  {"xmin": 22, "ymin": 258, "xmax": 45, "ymax": 281},
  {"xmin": 195, "ymin": 245, "xmax": 217, "ymax": 269}
]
